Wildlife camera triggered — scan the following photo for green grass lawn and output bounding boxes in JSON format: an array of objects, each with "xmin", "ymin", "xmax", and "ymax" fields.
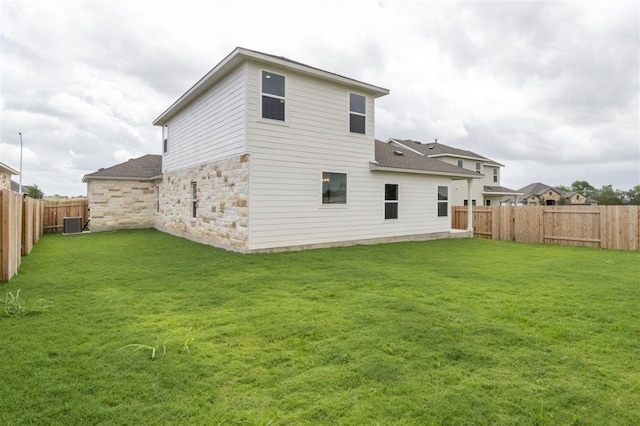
[{"xmin": 2, "ymin": 230, "xmax": 639, "ymax": 425}]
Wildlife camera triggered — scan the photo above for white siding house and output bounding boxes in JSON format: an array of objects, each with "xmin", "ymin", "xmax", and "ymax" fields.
[{"xmin": 87, "ymin": 47, "xmax": 484, "ymax": 252}]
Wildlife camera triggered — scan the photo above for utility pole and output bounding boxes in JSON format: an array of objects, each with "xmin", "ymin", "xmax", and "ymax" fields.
[{"xmin": 18, "ymin": 132, "xmax": 23, "ymax": 194}]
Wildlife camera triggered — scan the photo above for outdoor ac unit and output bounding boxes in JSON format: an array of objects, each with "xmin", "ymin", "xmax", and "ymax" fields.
[{"xmin": 63, "ymin": 217, "xmax": 83, "ymax": 235}]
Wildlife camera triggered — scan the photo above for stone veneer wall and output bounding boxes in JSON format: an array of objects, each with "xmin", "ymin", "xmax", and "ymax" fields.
[
  {"xmin": 0, "ymin": 171, "xmax": 11, "ymax": 191},
  {"xmin": 87, "ymin": 179, "xmax": 158, "ymax": 231},
  {"xmin": 156, "ymin": 154, "xmax": 249, "ymax": 251}
]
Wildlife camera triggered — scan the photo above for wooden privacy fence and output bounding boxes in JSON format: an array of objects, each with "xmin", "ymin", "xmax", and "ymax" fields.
[
  {"xmin": 452, "ymin": 205, "xmax": 640, "ymax": 251},
  {"xmin": 0, "ymin": 190, "xmax": 45, "ymax": 282},
  {"xmin": 43, "ymin": 199, "xmax": 89, "ymax": 233}
]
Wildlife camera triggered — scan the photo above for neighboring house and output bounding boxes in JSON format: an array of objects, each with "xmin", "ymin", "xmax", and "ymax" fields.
[
  {"xmin": 0, "ymin": 162, "xmax": 19, "ymax": 191},
  {"xmin": 501, "ymin": 182, "xmax": 596, "ymax": 206},
  {"xmin": 84, "ymin": 47, "xmax": 489, "ymax": 252},
  {"xmin": 82, "ymin": 155, "xmax": 162, "ymax": 230},
  {"xmin": 388, "ymin": 139, "xmax": 522, "ymax": 206}
]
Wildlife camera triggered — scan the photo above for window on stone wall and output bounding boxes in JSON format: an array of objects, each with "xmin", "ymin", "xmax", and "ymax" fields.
[
  {"xmin": 163, "ymin": 125, "xmax": 169, "ymax": 153},
  {"xmin": 191, "ymin": 182, "xmax": 197, "ymax": 218}
]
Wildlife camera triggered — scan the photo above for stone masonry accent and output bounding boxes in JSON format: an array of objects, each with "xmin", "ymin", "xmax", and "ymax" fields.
[
  {"xmin": 87, "ymin": 179, "xmax": 158, "ymax": 231},
  {"xmin": 156, "ymin": 154, "xmax": 249, "ymax": 251},
  {"xmin": 0, "ymin": 171, "xmax": 10, "ymax": 191}
]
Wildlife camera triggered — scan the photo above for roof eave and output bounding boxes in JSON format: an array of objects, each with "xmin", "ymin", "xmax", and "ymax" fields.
[
  {"xmin": 0, "ymin": 163, "xmax": 19, "ymax": 175},
  {"xmin": 82, "ymin": 175, "xmax": 162, "ymax": 183},
  {"xmin": 483, "ymin": 191, "xmax": 524, "ymax": 196},
  {"xmin": 369, "ymin": 162, "xmax": 483, "ymax": 179}
]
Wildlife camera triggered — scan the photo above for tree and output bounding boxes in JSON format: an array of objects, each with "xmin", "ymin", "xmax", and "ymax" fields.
[
  {"xmin": 571, "ymin": 180, "xmax": 596, "ymax": 198},
  {"xmin": 623, "ymin": 185, "xmax": 640, "ymax": 205},
  {"xmin": 555, "ymin": 184, "xmax": 571, "ymax": 192},
  {"xmin": 26, "ymin": 184, "xmax": 44, "ymax": 199},
  {"xmin": 595, "ymin": 184, "xmax": 623, "ymax": 205}
]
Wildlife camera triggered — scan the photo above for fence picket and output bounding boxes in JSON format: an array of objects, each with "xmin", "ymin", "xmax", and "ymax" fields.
[{"xmin": 452, "ymin": 205, "xmax": 640, "ymax": 251}]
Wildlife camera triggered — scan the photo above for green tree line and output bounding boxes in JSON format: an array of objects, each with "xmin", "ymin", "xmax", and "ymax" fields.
[{"xmin": 555, "ymin": 181, "xmax": 640, "ymax": 205}]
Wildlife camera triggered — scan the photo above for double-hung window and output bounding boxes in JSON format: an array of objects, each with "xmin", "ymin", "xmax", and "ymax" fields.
[
  {"xmin": 493, "ymin": 168, "xmax": 499, "ymax": 183},
  {"xmin": 262, "ymin": 71, "xmax": 285, "ymax": 121},
  {"xmin": 162, "ymin": 125, "xmax": 169, "ymax": 153},
  {"xmin": 475, "ymin": 162, "xmax": 481, "ymax": 173},
  {"xmin": 385, "ymin": 184, "xmax": 399, "ymax": 220},
  {"xmin": 457, "ymin": 159, "xmax": 464, "ymax": 168},
  {"xmin": 437, "ymin": 186, "xmax": 448, "ymax": 217},
  {"xmin": 349, "ymin": 93, "xmax": 366, "ymax": 134},
  {"xmin": 322, "ymin": 172, "xmax": 347, "ymax": 204},
  {"xmin": 191, "ymin": 182, "xmax": 197, "ymax": 218}
]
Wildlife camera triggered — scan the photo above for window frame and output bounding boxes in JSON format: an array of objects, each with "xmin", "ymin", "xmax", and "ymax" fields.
[
  {"xmin": 260, "ymin": 70, "xmax": 286, "ymax": 122},
  {"xmin": 437, "ymin": 185, "xmax": 449, "ymax": 217},
  {"xmin": 162, "ymin": 125, "xmax": 169, "ymax": 153},
  {"xmin": 321, "ymin": 171, "xmax": 348, "ymax": 206},
  {"xmin": 493, "ymin": 168, "xmax": 499, "ymax": 183},
  {"xmin": 384, "ymin": 183, "xmax": 399, "ymax": 220},
  {"xmin": 475, "ymin": 162, "xmax": 481, "ymax": 173},
  {"xmin": 457, "ymin": 159, "xmax": 464, "ymax": 168},
  {"xmin": 190, "ymin": 182, "xmax": 197, "ymax": 218},
  {"xmin": 349, "ymin": 92, "xmax": 366, "ymax": 135}
]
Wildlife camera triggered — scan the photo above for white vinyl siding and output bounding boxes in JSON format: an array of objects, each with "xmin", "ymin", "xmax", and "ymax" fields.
[
  {"xmin": 162, "ymin": 65, "xmax": 247, "ymax": 172},
  {"xmin": 244, "ymin": 63, "xmax": 451, "ymax": 250}
]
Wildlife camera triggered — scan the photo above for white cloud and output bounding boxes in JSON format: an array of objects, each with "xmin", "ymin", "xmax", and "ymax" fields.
[{"xmin": 0, "ymin": 0, "xmax": 637, "ymax": 195}]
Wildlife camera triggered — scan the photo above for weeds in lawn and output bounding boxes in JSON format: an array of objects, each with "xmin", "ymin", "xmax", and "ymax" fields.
[
  {"xmin": 122, "ymin": 328, "xmax": 194, "ymax": 360},
  {"xmin": 3, "ymin": 289, "xmax": 53, "ymax": 317},
  {"xmin": 121, "ymin": 343, "xmax": 166, "ymax": 360}
]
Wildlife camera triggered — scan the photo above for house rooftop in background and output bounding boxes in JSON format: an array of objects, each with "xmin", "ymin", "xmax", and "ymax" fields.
[
  {"xmin": 389, "ymin": 139, "xmax": 504, "ymax": 167},
  {"xmin": 372, "ymin": 140, "xmax": 480, "ymax": 179},
  {"xmin": 82, "ymin": 155, "xmax": 162, "ymax": 182},
  {"xmin": 501, "ymin": 182, "xmax": 597, "ymax": 206}
]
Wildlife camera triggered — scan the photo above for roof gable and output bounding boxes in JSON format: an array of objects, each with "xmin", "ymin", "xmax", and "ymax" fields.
[
  {"xmin": 153, "ymin": 47, "xmax": 390, "ymax": 126},
  {"xmin": 82, "ymin": 155, "xmax": 162, "ymax": 182}
]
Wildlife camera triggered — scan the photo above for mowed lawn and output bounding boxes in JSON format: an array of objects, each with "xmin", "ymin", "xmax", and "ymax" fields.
[{"xmin": 2, "ymin": 230, "xmax": 639, "ymax": 425}]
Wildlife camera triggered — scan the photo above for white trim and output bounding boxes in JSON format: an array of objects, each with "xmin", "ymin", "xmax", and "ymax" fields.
[
  {"xmin": 260, "ymin": 68, "xmax": 287, "ymax": 123},
  {"xmin": 369, "ymin": 162, "xmax": 482, "ymax": 179},
  {"xmin": 348, "ymin": 92, "xmax": 366, "ymax": 135},
  {"xmin": 384, "ymin": 183, "xmax": 399, "ymax": 221},
  {"xmin": 320, "ymin": 170, "xmax": 349, "ymax": 207}
]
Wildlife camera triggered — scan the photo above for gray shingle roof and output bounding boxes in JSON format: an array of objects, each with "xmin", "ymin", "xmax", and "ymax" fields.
[
  {"xmin": 372, "ymin": 140, "xmax": 480, "ymax": 178},
  {"xmin": 82, "ymin": 155, "xmax": 162, "ymax": 181},
  {"xmin": 483, "ymin": 185, "xmax": 522, "ymax": 195},
  {"xmin": 390, "ymin": 139, "xmax": 504, "ymax": 167}
]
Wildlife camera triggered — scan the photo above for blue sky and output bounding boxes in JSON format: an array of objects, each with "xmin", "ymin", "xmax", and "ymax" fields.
[{"xmin": 1, "ymin": 0, "xmax": 638, "ymax": 196}]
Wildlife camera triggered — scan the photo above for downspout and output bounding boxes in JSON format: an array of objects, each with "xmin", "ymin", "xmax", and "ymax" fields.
[{"xmin": 467, "ymin": 178, "xmax": 473, "ymax": 232}]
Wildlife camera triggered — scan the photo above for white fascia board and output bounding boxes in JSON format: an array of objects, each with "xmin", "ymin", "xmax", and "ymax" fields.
[{"xmin": 82, "ymin": 175, "xmax": 161, "ymax": 183}]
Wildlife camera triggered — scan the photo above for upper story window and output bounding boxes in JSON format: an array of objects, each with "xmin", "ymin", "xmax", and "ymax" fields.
[
  {"xmin": 493, "ymin": 168, "xmax": 499, "ymax": 183},
  {"xmin": 349, "ymin": 93, "xmax": 366, "ymax": 134},
  {"xmin": 261, "ymin": 71, "xmax": 285, "ymax": 121},
  {"xmin": 162, "ymin": 125, "xmax": 169, "ymax": 153},
  {"xmin": 475, "ymin": 162, "xmax": 481, "ymax": 173},
  {"xmin": 322, "ymin": 172, "xmax": 347, "ymax": 204},
  {"xmin": 457, "ymin": 159, "xmax": 464, "ymax": 168}
]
